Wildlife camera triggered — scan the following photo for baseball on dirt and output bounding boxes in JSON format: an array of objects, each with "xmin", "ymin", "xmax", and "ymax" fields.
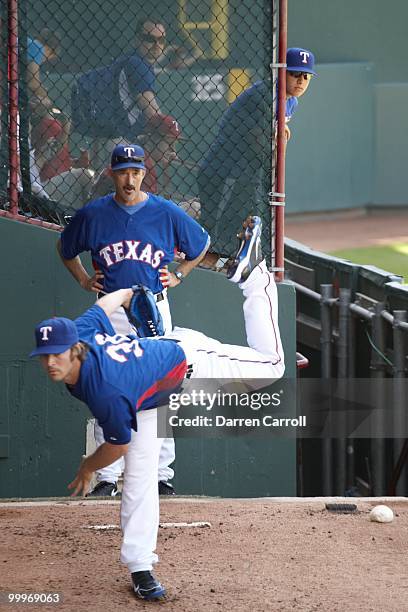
[{"xmin": 369, "ymin": 505, "xmax": 394, "ymax": 523}]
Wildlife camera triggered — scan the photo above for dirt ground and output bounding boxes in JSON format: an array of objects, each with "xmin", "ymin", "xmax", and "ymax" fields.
[
  {"xmin": 285, "ymin": 208, "xmax": 408, "ymax": 252},
  {"xmin": 1, "ymin": 497, "xmax": 407, "ymax": 612}
]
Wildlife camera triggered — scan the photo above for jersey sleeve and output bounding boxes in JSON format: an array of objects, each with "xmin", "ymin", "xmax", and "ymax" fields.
[
  {"xmin": 125, "ymin": 54, "xmax": 156, "ymax": 95},
  {"xmin": 285, "ymin": 96, "xmax": 299, "ymax": 121},
  {"xmin": 169, "ymin": 203, "xmax": 210, "ymax": 260},
  {"xmin": 60, "ymin": 208, "xmax": 88, "ymax": 259},
  {"xmin": 74, "ymin": 304, "xmax": 116, "ymax": 342},
  {"xmin": 91, "ymin": 393, "xmax": 134, "ymax": 445}
]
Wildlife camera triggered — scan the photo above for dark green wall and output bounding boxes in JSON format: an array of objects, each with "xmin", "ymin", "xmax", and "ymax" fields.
[
  {"xmin": 286, "ymin": 63, "xmax": 374, "ymax": 213},
  {"xmin": 374, "ymin": 84, "xmax": 408, "ymax": 205},
  {"xmin": 288, "ymin": 0, "xmax": 408, "ymax": 84},
  {"xmin": 287, "ymin": 0, "xmax": 408, "ymax": 210},
  {"xmin": 0, "ymin": 218, "xmax": 94, "ymax": 498}
]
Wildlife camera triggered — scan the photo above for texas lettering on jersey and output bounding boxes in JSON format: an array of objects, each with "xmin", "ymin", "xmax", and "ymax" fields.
[
  {"xmin": 99, "ymin": 240, "xmax": 165, "ymax": 268},
  {"xmin": 60, "ymin": 193, "xmax": 210, "ymax": 293}
]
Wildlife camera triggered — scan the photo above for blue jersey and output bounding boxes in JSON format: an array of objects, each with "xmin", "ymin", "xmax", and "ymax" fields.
[
  {"xmin": 68, "ymin": 304, "xmax": 187, "ymax": 444},
  {"xmin": 285, "ymin": 96, "xmax": 298, "ymax": 121},
  {"xmin": 60, "ymin": 193, "xmax": 209, "ymax": 294},
  {"xmin": 109, "ymin": 51, "xmax": 156, "ymax": 136},
  {"xmin": 199, "ymin": 80, "xmax": 298, "ymax": 179},
  {"xmin": 27, "ymin": 37, "xmax": 44, "ymax": 65},
  {"xmin": 72, "ymin": 50, "xmax": 156, "ymax": 138}
]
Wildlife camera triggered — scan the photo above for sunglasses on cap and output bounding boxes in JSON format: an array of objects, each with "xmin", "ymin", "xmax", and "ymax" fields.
[
  {"xmin": 114, "ymin": 154, "xmax": 144, "ymax": 164},
  {"xmin": 287, "ymin": 71, "xmax": 312, "ymax": 81},
  {"xmin": 141, "ymin": 33, "xmax": 166, "ymax": 45}
]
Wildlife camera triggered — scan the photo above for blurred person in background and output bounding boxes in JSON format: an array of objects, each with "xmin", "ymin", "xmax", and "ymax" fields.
[
  {"xmin": 71, "ymin": 19, "xmax": 169, "ymax": 173},
  {"xmin": 30, "ymin": 109, "xmax": 93, "ymax": 209},
  {"xmin": 27, "ymin": 29, "xmax": 62, "ymax": 112}
]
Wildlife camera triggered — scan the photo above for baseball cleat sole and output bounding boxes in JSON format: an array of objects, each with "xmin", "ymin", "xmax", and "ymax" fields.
[
  {"xmin": 133, "ymin": 584, "xmax": 167, "ymax": 601},
  {"xmin": 227, "ymin": 216, "xmax": 262, "ymax": 283}
]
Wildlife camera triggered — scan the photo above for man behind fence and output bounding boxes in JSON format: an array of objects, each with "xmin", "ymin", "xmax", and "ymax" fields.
[{"xmin": 71, "ymin": 19, "xmax": 168, "ymax": 172}]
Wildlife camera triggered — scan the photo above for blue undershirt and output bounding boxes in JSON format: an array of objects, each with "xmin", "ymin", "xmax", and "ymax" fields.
[{"xmin": 114, "ymin": 197, "xmax": 149, "ymax": 215}]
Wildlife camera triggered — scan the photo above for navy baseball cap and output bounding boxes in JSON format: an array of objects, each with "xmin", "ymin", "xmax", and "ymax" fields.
[
  {"xmin": 30, "ymin": 317, "xmax": 79, "ymax": 357},
  {"xmin": 287, "ymin": 47, "xmax": 317, "ymax": 75},
  {"xmin": 111, "ymin": 144, "xmax": 145, "ymax": 171}
]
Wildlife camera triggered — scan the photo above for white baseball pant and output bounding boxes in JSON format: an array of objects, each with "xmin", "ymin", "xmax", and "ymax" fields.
[
  {"xmin": 94, "ymin": 293, "xmax": 175, "ymax": 484},
  {"xmin": 120, "ymin": 260, "xmax": 284, "ymax": 572}
]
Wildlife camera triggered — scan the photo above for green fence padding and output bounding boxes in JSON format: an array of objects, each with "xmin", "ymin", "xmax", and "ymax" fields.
[
  {"xmin": 0, "ymin": 358, "xmax": 89, "ymax": 497},
  {"xmin": 285, "ymin": 238, "xmax": 407, "ymax": 363},
  {"xmin": 385, "ymin": 281, "xmax": 408, "ymax": 312},
  {"xmin": 286, "ymin": 238, "xmax": 405, "ymax": 303},
  {"xmin": 285, "ymin": 238, "xmax": 359, "ymax": 288},
  {"xmin": 356, "ymin": 265, "xmax": 403, "ymax": 301}
]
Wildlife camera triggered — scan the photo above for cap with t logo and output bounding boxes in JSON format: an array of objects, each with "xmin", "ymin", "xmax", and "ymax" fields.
[
  {"xmin": 286, "ymin": 47, "xmax": 317, "ymax": 75},
  {"xmin": 30, "ymin": 317, "xmax": 79, "ymax": 357},
  {"xmin": 110, "ymin": 144, "xmax": 146, "ymax": 171}
]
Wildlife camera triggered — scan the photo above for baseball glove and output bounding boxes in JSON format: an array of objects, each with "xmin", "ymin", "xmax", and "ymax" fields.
[{"xmin": 125, "ymin": 285, "xmax": 164, "ymax": 337}]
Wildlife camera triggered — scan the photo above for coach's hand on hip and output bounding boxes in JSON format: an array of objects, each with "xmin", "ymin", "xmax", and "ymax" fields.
[{"xmin": 81, "ymin": 271, "xmax": 104, "ymax": 293}]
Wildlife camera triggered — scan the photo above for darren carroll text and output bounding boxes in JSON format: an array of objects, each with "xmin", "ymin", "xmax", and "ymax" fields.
[{"xmin": 168, "ymin": 415, "xmax": 307, "ymax": 428}]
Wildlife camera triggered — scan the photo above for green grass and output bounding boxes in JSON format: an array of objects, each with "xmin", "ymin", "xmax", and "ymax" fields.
[{"xmin": 331, "ymin": 242, "xmax": 408, "ymax": 282}]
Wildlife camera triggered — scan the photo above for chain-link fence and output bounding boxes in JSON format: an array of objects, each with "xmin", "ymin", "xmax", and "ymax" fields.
[{"xmin": 1, "ymin": 0, "xmax": 280, "ymax": 260}]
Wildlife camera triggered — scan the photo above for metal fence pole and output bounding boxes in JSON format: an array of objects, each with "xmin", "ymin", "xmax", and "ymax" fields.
[
  {"xmin": 371, "ymin": 302, "xmax": 386, "ymax": 495},
  {"xmin": 347, "ymin": 310, "xmax": 357, "ymax": 491},
  {"xmin": 392, "ymin": 310, "xmax": 407, "ymax": 495},
  {"xmin": 0, "ymin": 2, "xmax": 9, "ymax": 195},
  {"xmin": 268, "ymin": 0, "xmax": 278, "ymax": 269},
  {"xmin": 336, "ymin": 288, "xmax": 351, "ymax": 494},
  {"xmin": 321, "ymin": 284, "xmax": 333, "ymax": 495},
  {"xmin": 17, "ymin": 0, "xmax": 30, "ymax": 198},
  {"xmin": 7, "ymin": 0, "xmax": 19, "ymax": 215},
  {"xmin": 273, "ymin": 0, "xmax": 287, "ymax": 282}
]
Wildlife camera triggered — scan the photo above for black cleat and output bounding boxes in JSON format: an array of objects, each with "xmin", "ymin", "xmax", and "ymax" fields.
[
  {"xmin": 132, "ymin": 571, "xmax": 166, "ymax": 601},
  {"xmin": 87, "ymin": 481, "xmax": 119, "ymax": 497},
  {"xmin": 158, "ymin": 480, "xmax": 176, "ymax": 496}
]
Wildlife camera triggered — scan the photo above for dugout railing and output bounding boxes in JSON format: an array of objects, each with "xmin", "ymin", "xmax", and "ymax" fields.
[{"xmin": 286, "ymin": 238, "xmax": 408, "ymax": 498}]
